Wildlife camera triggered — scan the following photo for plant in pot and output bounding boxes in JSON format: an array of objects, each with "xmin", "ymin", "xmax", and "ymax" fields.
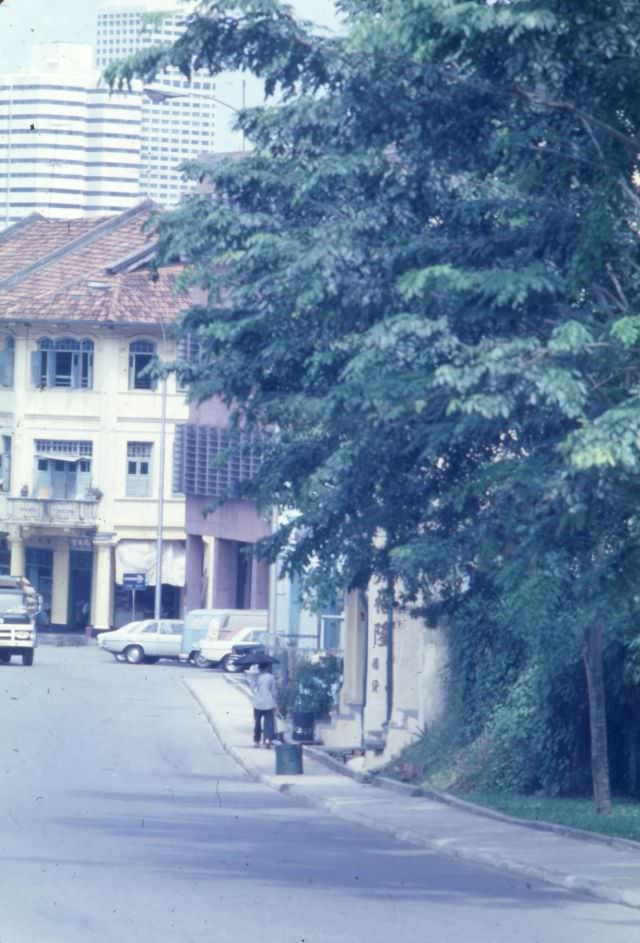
[{"xmin": 288, "ymin": 654, "xmax": 342, "ymax": 743}]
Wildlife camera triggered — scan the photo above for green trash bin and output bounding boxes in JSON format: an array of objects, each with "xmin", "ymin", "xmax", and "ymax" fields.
[{"xmin": 275, "ymin": 742, "xmax": 303, "ymax": 775}]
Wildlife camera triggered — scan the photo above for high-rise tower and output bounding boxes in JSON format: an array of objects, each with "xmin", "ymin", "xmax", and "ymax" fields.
[
  {"xmin": 96, "ymin": 1, "xmax": 235, "ymax": 207},
  {"xmin": 0, "ymin": 43, "xmax": 142, "ymax": 226}
]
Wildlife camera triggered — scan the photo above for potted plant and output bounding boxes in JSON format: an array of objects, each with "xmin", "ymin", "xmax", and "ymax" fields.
[
  {"xmin": 85, "ymin": 486, "xmax": 103, "ymax": 501},
  {"xmin": 285, "ymin": 653, "xmax": 342, "ymax": 743}
]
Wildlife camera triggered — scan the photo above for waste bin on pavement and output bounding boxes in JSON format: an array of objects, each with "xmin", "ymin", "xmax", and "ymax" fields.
[{"xmin": 275, "ymin": 742, "xmax": 303, "ymax": 775}]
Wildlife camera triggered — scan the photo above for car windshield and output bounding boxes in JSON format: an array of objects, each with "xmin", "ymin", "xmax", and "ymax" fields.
[
  {"xmin": 118, "ymin": 621, "xmax": 143, "ymax": 634},
  {"xmin": 0, "ymin": 591, "xmax": 27, "ymax": 615}
]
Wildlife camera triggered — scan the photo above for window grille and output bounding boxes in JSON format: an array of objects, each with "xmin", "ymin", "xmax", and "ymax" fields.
[
  {"xmin": 127, "ymin": 442, "xmax": 152, "ymax": 458},
  {"xmin": 173, "ymin": 424, "xmax": 262, "ymax": 498},
  {"xmin": 35, "ymin": 439, "xmax": 93, "ymax": 457}
]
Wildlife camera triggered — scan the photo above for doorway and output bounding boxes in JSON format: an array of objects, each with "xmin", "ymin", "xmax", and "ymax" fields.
[{"xmin": 68, "ymin": 549, "xmax": 93, "ymax": 630}]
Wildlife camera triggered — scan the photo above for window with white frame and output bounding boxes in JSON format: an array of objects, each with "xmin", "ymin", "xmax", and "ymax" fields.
[
  {"xmin": 33, "ymin": 439, "xmax": 93, "ymax": 499},
  {"xmin": 0, "ymin": 336, "xmax": 15, "ymax": 388},
  {"xmin": 126, "ymin": 442, "xmax": 152, "ymax": 497},
  {"xmin": 32, "ymin": 338, "xmax": 94, "ymax": 389},
  {"xmin": 128, "ymin": 340, "xmax": 157, "ymax": 390}
]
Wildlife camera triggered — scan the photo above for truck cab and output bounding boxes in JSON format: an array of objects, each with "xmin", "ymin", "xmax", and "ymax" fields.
[{"xmin": 0, "ymin": 575, "xmax": 41, "ymax": 666}]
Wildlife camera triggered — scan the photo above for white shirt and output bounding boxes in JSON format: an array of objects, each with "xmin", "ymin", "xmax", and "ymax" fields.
[{"xmin": 251, "ymin": 670, "xmax": 277, "ymax": 710}]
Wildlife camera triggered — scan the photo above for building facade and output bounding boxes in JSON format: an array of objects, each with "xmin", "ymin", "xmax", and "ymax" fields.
[
  {"xmin": 96, "ymin": 0, "xmax": 241, "ymax": 208},
  {"xmin": 0, "ymin": 201, "xmax": 188, "ymax": 630},
  {"xmin": 0, "ymin": 44, "xmax": 142, "ymax": 227},
  {"xmin": 174, "ymin": 397, "xmax": 271, "ymax": 615}
]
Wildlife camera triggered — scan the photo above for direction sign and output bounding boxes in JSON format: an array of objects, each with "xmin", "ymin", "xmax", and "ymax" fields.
[{"xmin": 123, "ymin": 572, "xmax": 146, "ymax": 591}]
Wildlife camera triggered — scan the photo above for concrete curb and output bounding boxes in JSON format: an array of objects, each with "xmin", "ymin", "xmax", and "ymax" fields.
[
  {"xmin": 363, "ymin": 774, "xmax": 640, "ymax": 854},
  {"xmin": 187, "ymin": 677, "xmax": 640, "ymax": 910}
]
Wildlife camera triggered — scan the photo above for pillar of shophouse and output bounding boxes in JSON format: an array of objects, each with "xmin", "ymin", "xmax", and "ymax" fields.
[
  {"xmin": 8, "ymin": 529, "xmax": 25, "ymax": 577},
  {"xmin": 185, "ymin": 534, "xmax": 204, "ymax": 612},
  {"xmin": 51, "ymin": 544, "xmax": 70, "ymax": 627},
  {"xmin": 92, "ymin": 534, "xmax": 114, "ymax": 631}
]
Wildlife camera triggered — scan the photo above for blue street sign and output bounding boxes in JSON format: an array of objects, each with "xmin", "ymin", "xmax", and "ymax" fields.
[{"xmin": 123, "ymin": 573, "xmax": 146, "ymax": 591}]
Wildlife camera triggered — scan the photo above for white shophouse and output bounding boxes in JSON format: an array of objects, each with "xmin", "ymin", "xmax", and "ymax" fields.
[{"xmin": 0, "ymin": 201, "xmax": 188, "ymax": 631}]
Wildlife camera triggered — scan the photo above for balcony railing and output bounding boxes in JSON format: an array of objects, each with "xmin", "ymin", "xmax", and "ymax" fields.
[{"xmin": 6, "ymin": 497, "xmax": 98, "ymax": 529}]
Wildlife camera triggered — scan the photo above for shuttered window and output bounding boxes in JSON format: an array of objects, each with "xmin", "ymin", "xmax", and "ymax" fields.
[
  {"xmin": 126, "ymin": 441, "xmax": 152, "ymax": 497},
  {"xmin": 172, "ymin": 424, "xmax": 261, "ymax": 498}
]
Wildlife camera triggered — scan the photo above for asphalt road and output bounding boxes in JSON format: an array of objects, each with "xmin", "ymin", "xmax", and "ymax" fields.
[{"xmin": 0, "ymin": 645, "xmax": 638, "ymax": 943}]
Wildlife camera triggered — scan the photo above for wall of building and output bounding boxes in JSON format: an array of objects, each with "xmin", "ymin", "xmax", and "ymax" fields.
[{"xmin": 0, "ymin": 321, "xmax": 188, "ymax": 629}]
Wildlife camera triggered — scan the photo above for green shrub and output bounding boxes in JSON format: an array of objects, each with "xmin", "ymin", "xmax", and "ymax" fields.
[{"xmin": 278, "ymin": 653, "xmax": 342, "ymax": 718}]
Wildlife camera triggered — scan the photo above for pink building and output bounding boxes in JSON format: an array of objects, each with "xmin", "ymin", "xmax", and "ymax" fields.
[{"xmin": 175, "ymin": 397, "xmax": 270, "ymax": 614}]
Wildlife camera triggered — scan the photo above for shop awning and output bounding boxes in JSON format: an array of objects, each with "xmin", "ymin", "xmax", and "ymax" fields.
[{"xmin": 115, "ymin": 540, "xmax": 185, "ymax": 588}]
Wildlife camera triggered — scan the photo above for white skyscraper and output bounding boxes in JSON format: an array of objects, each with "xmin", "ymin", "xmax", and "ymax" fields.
[
  {"xmin": 0, "ymin": 44, "xmax": 142, "ymax": 226},
  {"xmin": 96, "ymin": 1, "xmax": 242, "ymax": 208}
]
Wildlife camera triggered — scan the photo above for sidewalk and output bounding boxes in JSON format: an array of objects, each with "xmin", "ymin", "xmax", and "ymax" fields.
[{"xmin": 185, "ymin": 673, "xmax": 640, "ymax": 911}]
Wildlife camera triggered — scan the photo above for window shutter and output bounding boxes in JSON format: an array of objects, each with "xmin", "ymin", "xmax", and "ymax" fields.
[
  {"xmin": 47, "ymin": 350, "xmax": 56, "ymax": 388},
  {"xmin": 31, "ymin": 351, "xmax": 43, "ymax": 388},
  {"xmin": 71, "ymin": 352, "xmax": 81, "ymax": 389}
]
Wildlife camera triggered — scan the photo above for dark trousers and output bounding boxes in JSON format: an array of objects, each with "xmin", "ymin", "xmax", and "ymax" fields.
[{"xmin": 253, "ymin": 708, "xmax": 275, "ymax": 744}]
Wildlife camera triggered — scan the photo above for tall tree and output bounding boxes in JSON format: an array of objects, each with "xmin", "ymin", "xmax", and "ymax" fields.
[{"xmin": 109, "ymin": 1, "xmax": 640, "ymax": 810}]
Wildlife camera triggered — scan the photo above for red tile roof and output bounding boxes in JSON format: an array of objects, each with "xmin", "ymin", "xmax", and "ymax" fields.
[{"xmin": 0, "ymin": 202, "xmax": 187, "ymax": 326}]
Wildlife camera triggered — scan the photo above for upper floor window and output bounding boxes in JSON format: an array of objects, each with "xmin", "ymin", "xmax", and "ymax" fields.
[
  {"xmin": 0, "ymin": 335, "xmax": 15, "ymax": 388},
  {"xmin": 176, "ymin": 333, "xmax": 202, "ymax": 392},
  {"xmin": 126, "ymin": 441, "xmax": 152, "ymax": 497},
  {"xmin": 32, "ymin": 338, "xmax": 94, "ymax": 390},
  {"xmin": 128, "ymin": 340, "xmax": 157, "ymax": 390}
]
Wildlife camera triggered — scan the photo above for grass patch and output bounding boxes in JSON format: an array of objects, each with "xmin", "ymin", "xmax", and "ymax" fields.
[{"xmin": 457, "ymin": 793, "xmax": 640, "ymax": 844}]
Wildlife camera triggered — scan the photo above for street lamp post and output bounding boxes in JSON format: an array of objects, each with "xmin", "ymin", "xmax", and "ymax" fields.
[
  {"xmin": 143, "ymin": 82, "xmax": 246, "ymax": 151},
  {"xmin": 154, "ymin": 371, "xmax": 168, "ymax": 621}
]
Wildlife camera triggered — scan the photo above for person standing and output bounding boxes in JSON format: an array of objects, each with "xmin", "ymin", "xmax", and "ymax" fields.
[{"xmin": 251, "ymin": 661, "xmax": 277, "ymax": 748}]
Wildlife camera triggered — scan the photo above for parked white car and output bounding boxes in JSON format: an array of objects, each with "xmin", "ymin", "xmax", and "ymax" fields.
[
  {"xmin": 97, "ymin": 619, "xmax": 184, "ymax": 664},
  {"xmin": 198, "ymin": 626, "xmax": 270, "ymax": 672}
]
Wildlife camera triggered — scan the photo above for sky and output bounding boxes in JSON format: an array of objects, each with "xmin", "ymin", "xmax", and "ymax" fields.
[{"xmin": 0, "ymin": 0, "xmax": 341, "ymax": 74}]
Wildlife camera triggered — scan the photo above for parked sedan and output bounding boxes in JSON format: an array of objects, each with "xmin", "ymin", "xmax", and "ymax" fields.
[
  {"xmin": 198, "ymin": 627, "xmax": 270, "ymax": 672},
  {"xmin": 98, "ymin": 619, "xmax": 185, "ymax": 664}
]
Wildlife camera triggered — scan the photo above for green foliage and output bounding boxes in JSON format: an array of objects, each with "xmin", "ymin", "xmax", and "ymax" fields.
[
  {"xmin": 278, "ymin": 653, "xmax": 342, "ymax": 718},
  {"xmin": 112, "ymin": 0, "xmax": 640, "ymax": 801},
  {"xmin": 459, "ymin": 794, "xmax": 640, "ymax": 844}
]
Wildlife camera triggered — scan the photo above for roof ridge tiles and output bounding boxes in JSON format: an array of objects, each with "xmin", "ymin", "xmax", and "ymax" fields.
[
  {"xmin": 0, "ymin": 200, "xmax": 157, "ymax": 293},
  {"xmin": 0, "ymin": 213, "xmax": 47, "ymax": 247}
]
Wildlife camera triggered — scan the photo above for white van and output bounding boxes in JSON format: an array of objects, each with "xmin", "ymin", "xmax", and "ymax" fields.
[{"xmin": 179, "ymin": 608, "xmax": 268, "ymax": 669}]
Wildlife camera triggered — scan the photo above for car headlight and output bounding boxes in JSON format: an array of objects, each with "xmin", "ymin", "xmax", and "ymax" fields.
[{"xmin": 16, "ymin": 630, "xmax": 32, "ymax": 640}]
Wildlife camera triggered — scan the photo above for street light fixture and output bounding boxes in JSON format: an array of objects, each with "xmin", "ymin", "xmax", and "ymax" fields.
[{"xmin": 143, "ymin": 83, "xmax": 247, "ymax": 150}]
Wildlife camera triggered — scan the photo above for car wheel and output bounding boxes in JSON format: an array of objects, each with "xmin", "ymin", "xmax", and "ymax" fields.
[
  {"xmin": 22, "ymin": 650, "xmax": 34, "ymax": 666},
  {"xmin": 114, "ymin": 653, "xmax": 126, "ymax": 662},
  {"xmin": 221, "ymin": 654, "xmax": 242, "ymax": 673},
  {"xmin": 193, "ymin": 652, "xmax": 211, "ymax": 669},
  {"xmin": 124, "ymin": 645, "xmax": 145, "ymax": 665}
]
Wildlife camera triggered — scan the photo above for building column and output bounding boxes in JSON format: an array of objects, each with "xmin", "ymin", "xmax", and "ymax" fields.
[
  {"xmin": 51, "ymin": 544, "xmax": 70, "ymax": 627},
  {"xmin": 8, "ymin": 529, "xmax": 25, "ymax": 577},
  {"xmin": 250, "ymin": 555, "xmax": 269, "ymax": 610},
  {"xmin": 185, "ymin": 534, "xmax": 205, "ymax": 613},
  {"xmin": 92, "ymin": 534, "xmax": 114, "ymax": 632}
]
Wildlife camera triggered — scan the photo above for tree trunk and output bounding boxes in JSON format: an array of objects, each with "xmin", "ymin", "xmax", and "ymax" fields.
[
  {"xmin": 386, "ymin": 574, "xmax": 394, "ymax": 726},
  {"xmin": 582, "ymin": 622, "xmax": 612, "ymax": 814}
]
